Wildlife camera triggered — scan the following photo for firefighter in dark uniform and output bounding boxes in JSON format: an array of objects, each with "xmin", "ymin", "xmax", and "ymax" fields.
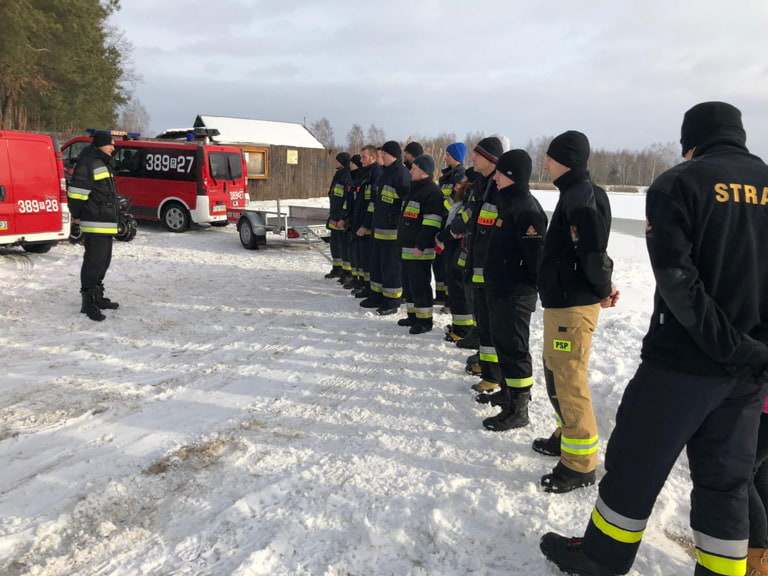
[
  {"xmin": 435, "ymin": 142, "xmax": 466, "ymax": 305},
  {"xmin": 346, "ymin": 154, "xmax": 364, "ymax": 291},
  {"xmin": 360, "ymin": 141, "xmax": 411, "ymax": 315},
  {"xmin": 533, "ymin": 130, "xmax": 618, "ymax": 495},
  {"xmin": 403, "ymin": 141, "xmax": 423, "ymax": 170},
  {"xmin": 541, "ymin": 102, "xmax": 768, "ymax": 576},
  {"xmin": 325, "ymin": 152, "xmax": 352, "ymax": 280},
  {"xmin": 339, "ymin": 155, "xmax": 362, "ymax": 289},
  {"xmin": 396, "ymin": 154, "xmax": 445, "ymax": 333},
  {"xmin": 466, "ymin": 136, "xmax": 505, "ymax": 393},
  {"xmin": 436, "ymin": 169, "xmax": 475, "ymax": 342},
  {"xmin": 67, "ymin": 131, "xmax": 119, "ymax": 322},
  {"xmin": 477, "ymin": 150, "xmax": 547, "ymax": 432},
  {"xmin": 352, "ymin": 145, "xmax": 383, "ymax": 298}
]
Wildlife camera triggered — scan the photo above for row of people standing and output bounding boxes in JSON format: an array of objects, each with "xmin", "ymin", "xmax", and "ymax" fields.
[
  {"xmin": 325, "ymin": 104, "xmax": 768, "ymax": 574},
  {"xmin": 325, "ymin": 131, "xmax": 618, "ymax": 498}
]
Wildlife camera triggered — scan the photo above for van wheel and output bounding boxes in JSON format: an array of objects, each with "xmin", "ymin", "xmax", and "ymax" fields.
[
  {"xmin": 161, "ymin": 202, "xmax": 189, "ymax": 232},
  {"xmin": 23, "ymin": 242, "xmax": 54, "ymax": 253},
  {"xmin": 238, "ymin": 218, "xmax": 262, "ymax": 250}
]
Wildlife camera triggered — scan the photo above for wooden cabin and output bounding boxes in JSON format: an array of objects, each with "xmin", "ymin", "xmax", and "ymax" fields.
[{"xmin": 159, "ymin": 115, "xmax": 336, "ymax": 202}]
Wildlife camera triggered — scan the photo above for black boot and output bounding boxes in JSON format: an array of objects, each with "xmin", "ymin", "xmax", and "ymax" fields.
[
  {"xmin": 81, "ymin": 289, "xmax": 106, "ymax": 321},
  {"xmin": 455, "ymin": 328, "xmax": 480, "ymax": 349},
  {"xmin": 398, "ymin": 313, "xmax": 416, "ymax": 327},
  {"xmin": 482, "ymin": 388, "xmax": 531, "ymax": 431},
  {"xmin": 532, "ymin": 433, "xmax": 562, "ymax": 457},
  {"xmin": 541, "ymin": 462, "xmax": 596, "ymax": 493},
  {"xmin": 353, "ymin": 287, "xmax": 371, "ymax": 298},
  {"xmin": 324, "ymin": 267, "xmax": 341, "ymax": 279},
  {"xmin": 540, "ymin": 533, "xmax": 617, "ymax": 575},
  {"xmin": 95, "ymin": 285, "xmax": 119, "ymax": 309},
  {"xmin": 359, "ymin": 295, "xmax": 382, "ymax": 308},
  {"xmin": 475, "ymin": 388, "xmax": 509, "ymax": 407},
  {"xmin": 409, "ymin": 319, "xmax": 432, "ymax": 334}
]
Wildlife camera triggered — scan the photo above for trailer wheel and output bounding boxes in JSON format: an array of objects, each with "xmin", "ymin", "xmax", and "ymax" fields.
[
  {"xmin": 22, "ymin": 242, "xmax": 54, "ymax": 253},
  {"xmin": 161, "ymin": 202, "xmax": 189, "ymax": 233},
  {"xmin": 238, "ymin": 218, "xmax": 262, "ymax": 250}
]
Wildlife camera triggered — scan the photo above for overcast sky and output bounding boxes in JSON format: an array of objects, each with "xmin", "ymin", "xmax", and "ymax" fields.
[{"xmin": 110, "ymin": 0, "xmax": 768, "ymax": 157}]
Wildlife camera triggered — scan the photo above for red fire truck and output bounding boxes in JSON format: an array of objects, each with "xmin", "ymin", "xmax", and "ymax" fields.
[
  {"xmin": 61, "ymin": 130, "xmax": 248, "ymax": 232},
  {"xmin": 0, "ymin": 130, "xmax": 70, "ymax": 253}
]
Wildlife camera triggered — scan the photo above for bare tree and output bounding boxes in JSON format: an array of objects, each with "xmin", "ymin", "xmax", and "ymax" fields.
[
  {"xmin": 309, "ymin": 117, "xmax": 335, "ymax": 149},
  {"xmin": 346, "ymin": 123, "xmax": 365, "ymax": 152},
  {"xmin": 117, "ymin": 98, "xmax": 150, "ymax": 135},
  {"xmin": 366, "ymin": 124, "xmax": 386, "ymax": 146},
  {"xmin": 526, "ymin": 136, "xmax": 553, "ymax": 183},
  {"xmin": 463, "ymin": 131, "xmax": 486, "ymax": 154}
]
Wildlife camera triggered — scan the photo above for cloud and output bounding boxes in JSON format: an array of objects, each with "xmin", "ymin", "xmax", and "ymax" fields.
[{"xmin": 114, "ymin": 0, "xmax": 768, "ymax": 157}]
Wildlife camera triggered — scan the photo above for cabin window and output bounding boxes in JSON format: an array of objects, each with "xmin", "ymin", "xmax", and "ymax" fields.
[{"xmin": 243, "ymin": 148, "xmax": 268, "ymax": 179}]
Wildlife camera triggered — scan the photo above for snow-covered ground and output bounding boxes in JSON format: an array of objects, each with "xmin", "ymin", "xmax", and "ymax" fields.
[{"xmin": 1, "ymin": 192, "xmax": 698, "ymax": 575}]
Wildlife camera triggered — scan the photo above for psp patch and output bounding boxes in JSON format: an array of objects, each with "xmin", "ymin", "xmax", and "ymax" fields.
[{"xmin": 553, "ymin": 339, "xmax": 572, "ymax": 352}]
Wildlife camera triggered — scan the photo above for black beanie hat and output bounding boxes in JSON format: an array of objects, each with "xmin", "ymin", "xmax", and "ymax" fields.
[
  {"xmin": 381, "ymin": 140, "xmax": 402, "ymax": 159},
  {"xmin": 404, "ymin": 141, "xmax": 424, "ymax": 158},
  {"xmin": 412, "ymin": 154, "xmax": 435, "ymax": 177},
  {"xmin": 680, "ymin": 101, "xmax": 746, "ymax": 156},
  {"xmin": 464, "ymin": 166, "xmax": 481, "ymax": 183},
  {"xmin": 546, "ymin": 130, "xmax": 590, "ymax": 169},
  {"xmin": 351, "ymin": 154, "xmax": 362, "ymax": 169},
  {"xmin": 495, "ymin": 149, "xmax": 532, "ymax": 185},
  {"xmin": 92, "ymin": 131, "xmax": 113, "ymax": 148},
  {"xmin": 449, "ymin": 165, "xmax": 466, "ymax": 184},
  {"xmin": 473, "ymin": 136, "xmax": 503, "ymax": 163},
  {"xmin": 336, "ymin": 152, "xmax": 351, "ymax": 168}
]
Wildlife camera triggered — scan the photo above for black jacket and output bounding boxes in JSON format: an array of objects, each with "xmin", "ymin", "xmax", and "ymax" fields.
[
  {"xmin": 438, "ymin": 164, "xmax": 465, "ymax": 212},
  {"xmin": 484, "ymin": 183, "xmax": 548, "ymax": 297},
  {"xmin": 372, "ymin": 160, "xmax": 410, "ymax": 240},
  {"xmin": 538, "ymin": 169, "xmax": 613, "ymax": 307},
  {"xmin": 397, "ymin": 177, "xmax": 444, "ymax": 254},
  {"xmin": 359, "ymin": 163, "xmax": 383, "ymax": 231},
  {"xmin": 349, "ymin": 165, "xmax": 368, "ymax": 229},
  {"xmin": 467, "ymin": 173, "xmax": 499, "ymax": 285},
  {"xmin": 438, "ymin": 171, "xmax": 482, "ymax": 271},
  {"xmin": 641, "ymin": 138, "xmax": 768, "ymax": 377},
  {"xmin": 67, "ymin": 146, "xmax": 118, "ymax": 235},
  {"xmin": 328, "ymin": 167, "xmax": 352, "ymax": 228}
]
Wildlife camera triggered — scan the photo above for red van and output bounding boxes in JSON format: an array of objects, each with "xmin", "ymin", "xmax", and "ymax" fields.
[
  {"xmin": 61, "ymin": 131, "xmax": 248, "ymax": 232},
  {"xmin": 0, "ymin": 130, "xmax": 69, "ymax": 252}
]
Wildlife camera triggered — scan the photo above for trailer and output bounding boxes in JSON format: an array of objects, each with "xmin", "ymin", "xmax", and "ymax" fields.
[{"xmin": 236, "ymin": 202, "xmax": 331, "ymax": 261}]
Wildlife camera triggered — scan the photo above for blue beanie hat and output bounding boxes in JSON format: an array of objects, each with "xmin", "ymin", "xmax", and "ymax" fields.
[{"xmin": 446, "ymin": 142, "xmax": 467, "ymax": 163}]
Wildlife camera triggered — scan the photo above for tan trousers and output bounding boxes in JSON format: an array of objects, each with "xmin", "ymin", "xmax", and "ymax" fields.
[{"xmin": 542, "ymin": 304, "xmax": 601, "ymax": 473}]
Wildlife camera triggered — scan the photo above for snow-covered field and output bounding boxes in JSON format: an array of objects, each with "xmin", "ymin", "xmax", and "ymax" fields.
[{"xmin": 1, "ymin": 193, "xmax": 697, "ymax": 575}]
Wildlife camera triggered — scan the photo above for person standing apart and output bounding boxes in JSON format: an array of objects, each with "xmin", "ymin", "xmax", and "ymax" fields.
[
  {"xmin": 534, "ymin": 130, "xmax": 618, "ymax": 493},
  {"xmin": 67, "ymin": 131, "xmax": 120, "ymax": 322},
  {"xmin": 540, "ymin": 102, "xmax": 768, "ymax": 576}
]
